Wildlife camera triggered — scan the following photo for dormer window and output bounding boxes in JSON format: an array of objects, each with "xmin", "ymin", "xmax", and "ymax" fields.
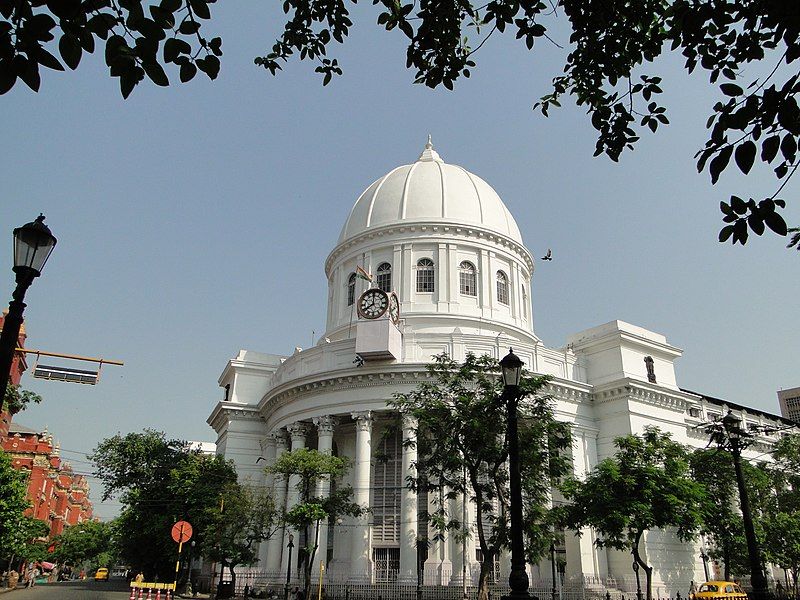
[
  {"xmin": 459, "ymin": 261, "xmax": 477, "ymax": 296},
  {"xmin": 377, "ymin": 262, "xmax": 392, "ymax": 292},
  {"xmin": 496, "ymin": 270, "xmax": 509, "ymax": 305},
  {"xmin": 416, "ymin": 259, "xmax": 435, "ymax": 293},
  {"xmin": 347, "ymin": 273, "xmax": 357, "ymax": 306}
]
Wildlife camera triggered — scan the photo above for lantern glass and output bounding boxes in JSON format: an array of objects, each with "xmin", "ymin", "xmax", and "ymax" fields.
[
  {"xmin": 500, "ymin": 348, "xmax": 523, "ymax": 388},
  {"xmin": 721, "ymin": 410, "xmax": 743, "ymax": 440},
  {"xmin": 13, "ymin": 215, "xmax": 57, "ymax": 276}
]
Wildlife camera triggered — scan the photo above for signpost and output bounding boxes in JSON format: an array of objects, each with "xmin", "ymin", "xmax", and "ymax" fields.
[{"xmin": 172, "ymin": 521, "xmax": 193, "ymax": 592}]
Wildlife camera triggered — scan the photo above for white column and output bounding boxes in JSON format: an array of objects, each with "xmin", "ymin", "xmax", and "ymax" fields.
[
  {"xmin": 449, "ymin": 484, "xmax": 474, "ymax": 586},
  {"xmin": 424, "ymin": 484, "xmax": 452, "ymax": 585},
  {"xmin": 398, "ymin": 415, "xmax": 419, "ymax": 584},
  {"xmin": 257, "ymin": 434, "xmax": 278, "ymax": 569},
  {"xmin": 266, "ymin": 430, "xmax": 289, "ymax": 574},
  {"xmin": 350, "ymin": 411, "xmax": 374, "ymax": 582},
  {"xmin": 312, "ymin": 415, "xmax": 337, "ymax": 574},
  {"xmin": 281, "ymin": 422, "xmax": 308, "ymax": 577}
]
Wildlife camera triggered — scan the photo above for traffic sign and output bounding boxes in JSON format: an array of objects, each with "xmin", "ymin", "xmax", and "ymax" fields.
[{"xmin": 171, "ymin": 520, "xmax": 193, "ymax": 543}]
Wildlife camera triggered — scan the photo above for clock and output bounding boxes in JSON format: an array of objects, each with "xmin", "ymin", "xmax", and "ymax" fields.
[
  {"xmin": 357, "ymin": 288, "xmax": 389, "ymax": 319},
  {"xmin": 388, "ymin": 292, "xmax": 400, "ymax": 325}
]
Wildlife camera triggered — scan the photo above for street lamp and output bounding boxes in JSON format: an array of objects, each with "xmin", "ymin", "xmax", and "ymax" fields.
[
  {"xmin": 0, "ymin": 215, "xmax": 57, "ymax": 395},
  {"xmin": 284, "ymin": 534, "xmax": 294, "ymax": 600},
  {"xmin": 499, "ymin": 348, "xmax": 532, "ymax": 600},
  {"xmin": 632, "ymin": 559, "xmax": 643, "ymax": 600},
  {"xmin": 718, "ymin": 410, "xmax": 769, "ymax": 600}
]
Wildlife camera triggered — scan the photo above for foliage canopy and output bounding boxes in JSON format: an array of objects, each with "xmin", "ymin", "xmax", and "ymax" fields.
[
  {"xmin": 391, "ymin": 352, "xmax": 571, "ymax": 600},
  {"xmin": 560, "ymin": 427, "xmax": 705, "ymax": 600},
  {"xmin": 1, "ymin": 0, "xmax": 798, "ymax": 247}
]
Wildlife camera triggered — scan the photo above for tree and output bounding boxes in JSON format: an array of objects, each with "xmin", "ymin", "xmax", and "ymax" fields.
[
  {"xmin": 560, "ymin": 427, "xmax": 705, "ymax": 600},
  {"xmin": 3, "ymin": 383, "xmax": 42, "ymax": 415},
  {"xmin": 2, "ymin": 2, "xmax": 797, "ymax": 248},
  {"xmin": 0, "ymin": 449, "xmax": 31, "ymax": 567},
  {"xmin": 270, "ymin": 448, "xmax": 365, "ymax": 600},
  {"xmin": 200, "ymin": 482, "xmax": 279, "ymax": 595},
  {"xmin": 764, "ymin": 432, "xmax": 800, "ymax": 595},
  {"xmin": 90, "ymin": 429, "xmax": 241, "ymax": 579},
  {"xmin": 390, "ymin": 352, "xmax": 571, "ymax": 600},
  {"xmin": 50, "ymin": 520, "xmax": 116, "ymax": 571},
  {"xmin": 689, "ymin": 448, "xmax": 772, "ymax": 581}
]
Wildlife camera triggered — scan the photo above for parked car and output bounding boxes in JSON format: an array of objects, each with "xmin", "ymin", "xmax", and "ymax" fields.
[
  {"xmin": 694, "ymin": 581, "xmax": 748, "ymax": 600},
  {"xmin": 94, "ymin": 568, "xmax": 109, "ymax": 582}
]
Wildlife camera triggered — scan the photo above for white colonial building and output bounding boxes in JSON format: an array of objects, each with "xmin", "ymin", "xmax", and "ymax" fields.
[{"xmin": 207, "ymin": 139, "xmax": 787, "ymax": 595}]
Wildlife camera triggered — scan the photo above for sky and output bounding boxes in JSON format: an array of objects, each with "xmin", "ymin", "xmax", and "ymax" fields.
[{"xmin": 1, "ymin": 4, "xmax": 797, "ymax": 521}]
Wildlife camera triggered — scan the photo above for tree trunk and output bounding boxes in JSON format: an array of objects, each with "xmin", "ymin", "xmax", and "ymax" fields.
[
  {"xmin": 723, "ymin": 544, "xmax": 730, "ymax": 581},
  {"xmin": 228, "ymin": 563, "xmax": 236, "ymax": 596},
  {"xmin": 303, "ymin": 520, "xmax": 321, "ymax": 600},
  {"xmin": 632, "ymin": 533, "xmax": 654, "ymax": 600},
  {"xmin": 477, "ymin": 555, "xmax": 493, "ymax": 600}
]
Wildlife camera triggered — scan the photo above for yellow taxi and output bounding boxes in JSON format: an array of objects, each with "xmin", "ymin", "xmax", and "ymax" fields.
[
  {"xmin": 94, "ymin": 567, "xmax": 109, "ymax": 581},
  {"xmin": 694, "ymin": 581, "xmax": 748, "ymax": 600}
]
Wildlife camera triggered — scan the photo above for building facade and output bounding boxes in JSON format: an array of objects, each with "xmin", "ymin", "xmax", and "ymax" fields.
[
  {"xmin": 2, "ymin": 422, "xmax": 94, "ymax": 537},
  {"xmin": 777, "ymin": 386, "xmax": 800, "ymax": 422},
  {"xmin": 207, "ymin": 140, "xmax": 787, "ymax": 595}
]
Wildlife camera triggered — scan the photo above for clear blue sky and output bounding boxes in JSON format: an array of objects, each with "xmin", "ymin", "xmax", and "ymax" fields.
[{"xmin": 1, "ymin": 4, "xmax": 797, "ymax": 520}]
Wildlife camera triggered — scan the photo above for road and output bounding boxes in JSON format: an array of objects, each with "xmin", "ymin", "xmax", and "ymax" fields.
[{"xmin": 5, "ymin": 579, "xmax": 133, "ymax": 599}]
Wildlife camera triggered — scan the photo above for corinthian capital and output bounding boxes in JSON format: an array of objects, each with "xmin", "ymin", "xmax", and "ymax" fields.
[
  {"xmin": 313, "ymin": 415, "xmax": 337, "ymax": 436},
  {"xmin": 351, "ymin": 411, "xmax": 373, "ymax": 432}
]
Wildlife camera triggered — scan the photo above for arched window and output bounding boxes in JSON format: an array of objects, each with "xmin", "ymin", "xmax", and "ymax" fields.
[
  {"xmin": 496, "ymin": 271, "xmax": 509, "ymax": 305},
  {"xmin": 459, "ymin": 261, "xmax": 477, "ymax": 296},
  {"xmin": 347, "ymin": 273, "xmax": 356, "ymax": 306},
  {"xmin": 416, "ymin": 258, "xmax": 435, "ymax": 293},
  {"xmin": 377, "ymin": 262, "xmax": 392, "ymax": 292}
]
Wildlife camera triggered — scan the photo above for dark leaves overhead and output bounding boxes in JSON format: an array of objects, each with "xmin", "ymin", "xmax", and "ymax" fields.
[
  {"xmin": 2, "ymin": 0, "xmax": 798, "ymax": 248},
  {"xmin": 0, "ymin": 0, "xmax": 221, "ymax": 98}
]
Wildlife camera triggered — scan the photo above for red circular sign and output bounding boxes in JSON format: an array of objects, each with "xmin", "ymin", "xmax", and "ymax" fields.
[{"xmin": 171, "ymin": 520, "xmax": 193, "ymax": 543}]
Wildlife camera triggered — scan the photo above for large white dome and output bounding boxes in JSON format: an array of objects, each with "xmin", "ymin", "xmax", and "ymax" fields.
[{"xmin": 338, "ymin": 139, "xmax": 523, "ymax": 245}]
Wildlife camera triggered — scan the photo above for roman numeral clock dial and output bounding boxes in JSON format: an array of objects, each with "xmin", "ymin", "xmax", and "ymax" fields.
[{"xmin": 357, "ymin": 289, "xmax": 389, "ymax": 319}]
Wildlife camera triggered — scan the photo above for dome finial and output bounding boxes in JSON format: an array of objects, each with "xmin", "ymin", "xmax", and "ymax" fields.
[{"xmin": 418, "ymin": 134, "xmax": 442, "ymax": 162}]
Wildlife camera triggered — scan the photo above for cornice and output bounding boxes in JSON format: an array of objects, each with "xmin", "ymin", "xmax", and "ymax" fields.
[
  {"xmin": 592, "ymin": 379, "xmax": 692, "ymax": 411},
  {"xmin": 261, "ymin": 365, "xmax": 435, "ymax": 423},
  {"xmin": 207, "ymin": 401, "xmax": 264, "ymax": 432},
  {"xmin": 325, "ymin": 221, "xmax": 535, "ymax": 275},
  {"xmin": 545, "ymin": 380, "xmax": 593, "ymax": 404}
]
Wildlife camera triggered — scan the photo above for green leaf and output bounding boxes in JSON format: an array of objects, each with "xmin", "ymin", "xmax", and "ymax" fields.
[
  {"xmin": 734, "ymin": 141, "xmax": 756, "ymax": 175},
  {"xmin": 59, "ymin": 33, "xmax": 82, "ymax": 70},
  {"xmin": 36, "ymin": 47, "xmax": 64, "ymax": 71},
  {"xmin": 179, "ymin": 60, "xmax": 196, "ymax": 82},
  {"xmin": 143, "ymin": 61, "xmax": 169, "ymax": 86},
  {"xmin": 763, "ymin": 211, "xmax": 788, "ymax": 236}
]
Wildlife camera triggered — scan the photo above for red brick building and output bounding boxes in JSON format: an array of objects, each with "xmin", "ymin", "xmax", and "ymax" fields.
[
  {"xmin": 0, "ymin": 311, "xmax": 28, "ymax": 441},
  {"xmin": 2, "ymin": 423, "xmax": 93, "ymax": 537}
]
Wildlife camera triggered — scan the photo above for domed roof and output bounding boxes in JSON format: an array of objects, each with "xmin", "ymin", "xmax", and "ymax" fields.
[{"xmin": 338, "ymin": 138, "xmax": 523, "ymax": 245}]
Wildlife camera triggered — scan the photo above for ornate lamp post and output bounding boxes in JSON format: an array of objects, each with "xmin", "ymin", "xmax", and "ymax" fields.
[
  {"xmin": 632, "ymin": 559, "xmax": 643, "ymax": 600},
  {"xmin": 0, "ymin": 215, "xmax": 56, "ymax": 395},
  {"xmin": 284, "ymin": 534, "xmax": 294, "ymax": 600},
  {"xmin": 718, "ymin": 411, "xmax": 769, "ymax": 600},
  {"xmin": 699, "ymin": 546, "xmax": 710, "ymax": 582},
  {"xmin": 500, "ymin": 348, "xmax": 533, "ymax": 600}
]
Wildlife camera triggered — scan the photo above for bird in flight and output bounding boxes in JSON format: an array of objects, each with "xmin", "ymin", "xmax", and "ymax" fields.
[{"xmin": 541, "ymin": 249, "xmax": 552, "ymax": 261}]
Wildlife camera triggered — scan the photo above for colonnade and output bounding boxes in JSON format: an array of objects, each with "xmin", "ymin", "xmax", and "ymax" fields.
[
  {"xmin": 255, "ymin": 413, "xmax": 605, "ymax": 586},
  {"xmin": 256, "ymin": 411, "xmax": 429, "ymax": 583}
]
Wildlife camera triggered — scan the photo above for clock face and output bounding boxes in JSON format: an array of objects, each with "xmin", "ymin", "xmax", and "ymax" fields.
[
  {"xmin": 389, "ymin": 292, "xmax": 400, "ymax": 324},
  {"xmin": 357, "ymin": 289, "xmax": 389, "ymax": 319}
]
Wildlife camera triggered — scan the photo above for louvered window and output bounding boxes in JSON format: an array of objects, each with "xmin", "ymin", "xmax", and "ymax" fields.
[{"xmin": 372, "ymin": 430, "xmax": 401, "ymax": 545}]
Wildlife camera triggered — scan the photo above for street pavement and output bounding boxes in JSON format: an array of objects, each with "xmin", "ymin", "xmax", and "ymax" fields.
[{"xmin": 4, "ymin": 578, "xmax": 133, "ymax": 599}]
